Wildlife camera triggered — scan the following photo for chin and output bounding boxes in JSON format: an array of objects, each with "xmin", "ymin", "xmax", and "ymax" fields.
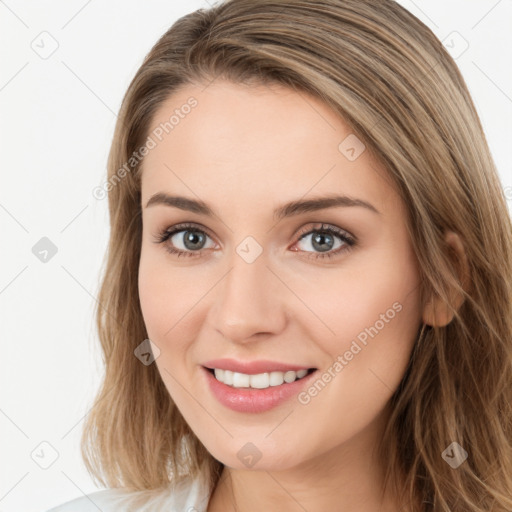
[{"xmin": 205, "ymin": 438, "xmax": 309, "ymax": 472}]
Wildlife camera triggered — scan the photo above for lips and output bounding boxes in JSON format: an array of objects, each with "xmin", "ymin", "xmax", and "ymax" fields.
[
  {"xmin": 201, "ymin": 365, "xmax": 319, "ymax": 413},
  {"xmin": 202, "ymin": 358, "xmax": 316, "ymax": 375}
]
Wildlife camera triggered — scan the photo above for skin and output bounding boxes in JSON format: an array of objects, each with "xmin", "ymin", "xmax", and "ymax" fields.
[{"xmin": 138, "ymin": 79, "xmax": 466, "ymax": 511}]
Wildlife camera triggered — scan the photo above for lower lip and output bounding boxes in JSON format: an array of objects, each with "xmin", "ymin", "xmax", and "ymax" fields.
[{"xmin": 201, "ymin": 366, "xmax": 317, "ymax": 413}]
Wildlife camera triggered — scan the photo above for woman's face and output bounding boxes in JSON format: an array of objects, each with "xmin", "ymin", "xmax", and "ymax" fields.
[{"xmin": 138, "ymin": 79, "xmax": 423, "ymax": 471}]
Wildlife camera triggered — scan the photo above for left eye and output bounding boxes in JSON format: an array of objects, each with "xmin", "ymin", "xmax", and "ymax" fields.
[
  {"xmin": 294, "ymin": 228, "xmax": 351, "ymax": 255},
  {"xmin": 291, "ymin": 223, "xmax": 356, "ymax": 260},
  {"xmin": 153, "ymin": 222, "xmax": 356, "ymax": 260}
]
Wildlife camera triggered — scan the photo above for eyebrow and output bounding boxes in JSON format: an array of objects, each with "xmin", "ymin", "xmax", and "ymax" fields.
[{"xmin": 144, "ymin": 192, "xmax": 380, "ymax": 220}]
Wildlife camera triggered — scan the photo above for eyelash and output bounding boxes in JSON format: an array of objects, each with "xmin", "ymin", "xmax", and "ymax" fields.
[{"xmin": 152, "ymin": 222, "xmax": 356, "ymax": 260}]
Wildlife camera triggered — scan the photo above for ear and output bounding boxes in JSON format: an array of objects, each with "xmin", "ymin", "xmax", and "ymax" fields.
[{"xmin": 422, "ymin": 230, "xmax": 470, "ymax": 327}]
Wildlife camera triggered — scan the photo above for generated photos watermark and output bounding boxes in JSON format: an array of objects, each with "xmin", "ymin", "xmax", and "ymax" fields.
[
  {"xmin": 92, "ymin": 96, "xmax": 198, "ymax": 200},
  {"xmin": 297, "ymin": 300, "xmax": 403, "ymax": 405}
]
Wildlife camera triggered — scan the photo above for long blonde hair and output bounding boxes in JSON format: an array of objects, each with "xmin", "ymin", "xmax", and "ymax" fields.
[{"xmin": 81, "ymin": 1, "xmax": 512, "ymax": 509}]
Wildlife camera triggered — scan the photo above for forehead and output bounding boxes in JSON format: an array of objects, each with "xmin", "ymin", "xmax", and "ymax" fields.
[{"xmin": 140, "ymin": 79, "xmax": 399, "ymax": 219}]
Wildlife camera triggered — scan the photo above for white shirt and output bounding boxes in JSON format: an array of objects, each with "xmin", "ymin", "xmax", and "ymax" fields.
[{"xmin": 44, "ymin": 473, "xmax": 212, "ymax": 512}]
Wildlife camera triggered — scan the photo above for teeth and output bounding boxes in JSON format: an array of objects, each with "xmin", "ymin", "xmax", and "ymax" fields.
[
  {"xmin": 233, "ymin": 372, "xmax": 250, "ymax": 388},
  {"xmin": 249, "ymin": 372, "xmax": 269, "ymax": 389},
  {"xmin": 212, "ymin": 368, "xmax": 310, "ymax": 389},
  {"xmin": 269, "ymin": 371, "xmax": 284, "ymax": 386}
]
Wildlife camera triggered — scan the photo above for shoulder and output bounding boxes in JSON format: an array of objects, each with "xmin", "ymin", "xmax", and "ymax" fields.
[{"xmin": 44, "ymin": 473, "xmax": 212, "ymax": 512}]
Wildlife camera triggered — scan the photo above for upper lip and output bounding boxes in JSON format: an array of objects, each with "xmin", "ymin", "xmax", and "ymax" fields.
[{"xmin": 202, "ymin": 358, "xmax": 315, "ymax": 375}]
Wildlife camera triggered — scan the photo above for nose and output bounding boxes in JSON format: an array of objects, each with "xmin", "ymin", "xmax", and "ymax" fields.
[{"xmin": 209, "ymin": 251, "xmax": 288, "ymax": 343}]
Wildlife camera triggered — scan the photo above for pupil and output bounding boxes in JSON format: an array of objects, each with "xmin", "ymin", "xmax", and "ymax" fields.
[
  {"xmin": 312, "ymin": 232, "xmax": 333, "ymax": 252},
  {"xmin": 184, "ymin": 231, "xmax": 205, "ymax": 250}
]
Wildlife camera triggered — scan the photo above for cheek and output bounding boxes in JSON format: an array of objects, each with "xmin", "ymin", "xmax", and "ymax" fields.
[
  {"xmin": 299, "ymin": 245, "xmax": 421, "ymax": 367},
  {"xmin": 138, "ymin": 253, "xmax": 166, "ymax": 337},
  {"xmin": 333, "ymin": 260, "xmax": 421, "ymax": 392},
  {"xmin": 138, "ymin": 254, "xmax": 195, "ymax": 400},
  {"xmin": 291, "ymin": 265, "xmax": 421, "ymax": 447},
  {"xmin": 137, "ymin": 249, "xmax": 190, "ymax": 350},
  {"xmin": 138, "ymin": 250, "xmax": 209, "ymax": 358}
]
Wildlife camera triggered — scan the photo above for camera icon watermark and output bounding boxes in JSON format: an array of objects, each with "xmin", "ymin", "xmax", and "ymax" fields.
[
  {"xmin": 236, "ymin": 236, "xmax": 263, "ymax": 264},
  {"xmin": 134, "ymin": 339, "xmax": 161, "ymax": 365},
  {"xmin": 237, "ymin": 442, "xmax": 262, "ymax": 468},
  {"xmin": 32, "ymin": 237, "xmax": 58, "ymax": 263},
  {"xmin": 442, "ymin": 31, "xmax": 469, "ymax": 60},
  {"xmin": 441, "ymin": 441, "xmax": 468, "ymax": 469},
  {"xmin": 338, "ymin": 134, "xmax": 366, "ymax": 161},
  {"xmin": 30, "ymin": 441, "xmax": 59, "ymax": 469},
  {"xmin": 31, "ymin": 31, "xmax": 59, "ymax": 60}
]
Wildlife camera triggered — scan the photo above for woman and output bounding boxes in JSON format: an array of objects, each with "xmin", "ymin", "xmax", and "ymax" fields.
[{"xmin": 47, "ymin": 0, "xmax": 512, "ymax": 510}]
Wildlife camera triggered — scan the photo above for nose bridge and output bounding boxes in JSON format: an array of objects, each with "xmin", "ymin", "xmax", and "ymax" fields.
[{"xmin": 211, "ymin": 244, "xmax": 286, "ymax": 342}]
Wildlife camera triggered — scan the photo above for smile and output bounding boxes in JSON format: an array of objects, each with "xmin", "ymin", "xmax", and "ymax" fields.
[
  {"xmin": 201, "ymin": 365, "xmax": 319, "ymax": 413},
  {"xmin": 208, "ymin": 367, "xmax": 315, "ymax": 389}
]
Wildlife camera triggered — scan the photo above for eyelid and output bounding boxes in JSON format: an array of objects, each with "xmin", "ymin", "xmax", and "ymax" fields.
[
  {"xmin": 152, "ymin": 222, "xmax": 215, "ymax": 241},
  {"xmin": 294, "ymin": 222, "xmax": 355, "ymax": 243}
]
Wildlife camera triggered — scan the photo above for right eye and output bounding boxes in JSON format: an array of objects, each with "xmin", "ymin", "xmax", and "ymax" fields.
[{"xmin": 153, "ymin": 222, "xmax": 217, "ymax": 258}]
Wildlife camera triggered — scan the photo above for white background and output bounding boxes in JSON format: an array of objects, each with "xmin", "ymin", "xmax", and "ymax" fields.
[{"xmin": 1, "ymin": 1, "xmax": 511, "ymax": 510}]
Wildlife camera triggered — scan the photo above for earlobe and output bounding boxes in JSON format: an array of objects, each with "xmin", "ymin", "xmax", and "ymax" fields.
[
  {"xmin": 422, "ymin": 230, "xmax": 470, "ymax": 327},
  {"xmin": 423, "ymin": 299, "xmax": 454, "ymax": 328}
]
